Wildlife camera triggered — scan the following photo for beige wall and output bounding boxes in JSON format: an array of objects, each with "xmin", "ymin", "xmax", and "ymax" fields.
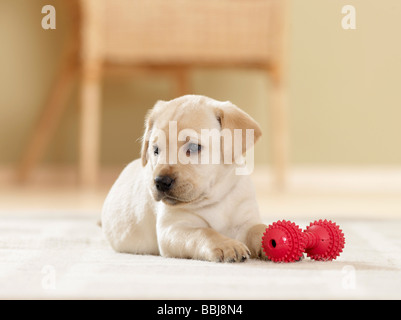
[
  {"xmin": 1, "ymin": 0, "xmax": 400, "ymax": 167},
  {"xmin": 289, "ymin": 0, "xmax": 401, "ymax": 164}
]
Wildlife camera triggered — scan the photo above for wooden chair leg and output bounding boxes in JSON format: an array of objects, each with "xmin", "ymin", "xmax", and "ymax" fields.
[
  {"xmin": 175, "ymin": 67, "xmax": 190, "ymax": 97},
  {"xmin": 79, "ymin": 0, "xmax": 103, "ymax": 187},
  {"xmin": 269, "ymin": 76, "xmax": 289, "ymax": 191},
  {"xmin": 269, "ymin": 0, "xmax": 289, "ymax": 191},
  {"xmin": 16, "ymin": 44, "xmax": 77, "ymax": 183},
  {"xmin": 79, "ymin": 66, "xmax": 102, "ymax": 187}
]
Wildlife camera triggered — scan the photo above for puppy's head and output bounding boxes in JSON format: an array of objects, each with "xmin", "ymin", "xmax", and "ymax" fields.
[{"xmin": 141, "ymin": 95, "xmax": 261, "ymax": 206}]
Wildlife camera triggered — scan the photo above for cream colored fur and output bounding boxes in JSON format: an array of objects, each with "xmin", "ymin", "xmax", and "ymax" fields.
[{"xmin": 102, "ymin": 95, "xmax": 267, "ymax": 262}]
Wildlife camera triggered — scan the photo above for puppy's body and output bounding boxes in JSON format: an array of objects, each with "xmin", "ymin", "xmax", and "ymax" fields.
[
  {"xmin": 102, "ymin": 159, "xmax": 159, "ymax": 255},
  {"xmin": 102, "ymin": 95, "xmax": 267, "ymax": 262}
]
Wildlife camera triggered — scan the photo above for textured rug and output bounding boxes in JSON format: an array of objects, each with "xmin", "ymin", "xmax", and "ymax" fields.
[{"xmin": 0, "ymin": 217, "xmax": 400, "ymax": 299}]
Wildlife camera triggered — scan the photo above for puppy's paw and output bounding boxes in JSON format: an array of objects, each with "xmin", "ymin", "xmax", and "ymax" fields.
[
  {"xmin": 207, "ymin": 239, "xmax": 250, "ymax": 263},
  {"xmin": 246, "ymin": 224, "xmax": 270, "ymax": 260}
]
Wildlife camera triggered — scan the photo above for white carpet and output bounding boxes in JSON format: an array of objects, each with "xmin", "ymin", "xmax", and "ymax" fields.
[{"xmin": 1, "ymin": 217, "xmax": 400, "ymax": 299}]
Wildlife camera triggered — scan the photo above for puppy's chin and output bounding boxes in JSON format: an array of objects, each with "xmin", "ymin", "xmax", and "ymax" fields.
[
  {"xmin": 152, "ymin": 190, "xmax": 201, "ymax": 206},
  {"xmin": 151, "ymin": 190, "xmax": 181, "ymax": 206},
  {"xmin": 161, "ymin": 197, "xmax": 180, "ymax": 206}
]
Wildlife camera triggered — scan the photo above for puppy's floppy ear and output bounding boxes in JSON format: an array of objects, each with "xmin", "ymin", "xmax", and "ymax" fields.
[
  {"xmin": 215, "ymin": 101, "xmax": 262, "ymax": 157},
  {"xmin": 140, "ymin": 110, "xmax": 153, "ymax": 166},
  {"xmin": 140, "ymin": 100, "xmax": 165, "ymax": 166}
]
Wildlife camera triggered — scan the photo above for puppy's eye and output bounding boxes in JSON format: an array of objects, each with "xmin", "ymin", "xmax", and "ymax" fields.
[
  {"xmin": 153, "ymin": 146, "xmax": 159, "ymax": 156},
  {"xmin": 186, "ymin": 143, "xmax": 201, "ymax": 156}
]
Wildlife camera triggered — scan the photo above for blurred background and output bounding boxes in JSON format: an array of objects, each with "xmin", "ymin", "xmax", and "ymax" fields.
[{"xmin": 0, "ymin": 0, "xmax": 400, "ymax": 220}]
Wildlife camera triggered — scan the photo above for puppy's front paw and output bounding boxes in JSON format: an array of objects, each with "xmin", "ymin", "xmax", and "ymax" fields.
[
  {"xmin": 246, "ymin": 224, "xmax": 270, "ymax": 260},
  {"xmin": 207, "ymin": 239, "xmax": 250, "ymax": 263}
]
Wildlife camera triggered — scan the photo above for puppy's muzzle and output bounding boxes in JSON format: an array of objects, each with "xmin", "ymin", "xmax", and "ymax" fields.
[{"xmin": 155, "ymin": 175, "xmax": 174, "ymax": 192}]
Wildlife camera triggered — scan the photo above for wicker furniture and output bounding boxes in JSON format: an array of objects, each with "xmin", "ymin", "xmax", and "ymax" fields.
[{"xmin": 18, "ymin": 0, "xmax": 289, "ymax": 189}]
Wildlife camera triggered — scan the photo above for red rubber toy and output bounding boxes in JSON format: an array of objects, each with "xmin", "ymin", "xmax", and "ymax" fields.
[{"xmin": 261, "ymin": 220, "xmax": 345, "ymax": 262}]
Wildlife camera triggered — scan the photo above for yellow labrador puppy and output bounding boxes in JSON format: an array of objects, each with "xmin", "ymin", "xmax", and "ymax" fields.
[{"xmin": 102, "ymin": 95, "xmax": 268, "ymax": 262}]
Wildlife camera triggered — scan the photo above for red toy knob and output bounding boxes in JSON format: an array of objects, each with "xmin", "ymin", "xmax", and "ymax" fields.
[
  {"xmin": 261, "ymin": 220, "xmax": 305, "ymax": 262},
  {"xmin": 261, "ymin": 219, "xmax": 345, "ymax": 262}
]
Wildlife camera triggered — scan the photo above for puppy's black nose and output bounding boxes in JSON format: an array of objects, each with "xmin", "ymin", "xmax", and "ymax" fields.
[{"xmin": 155, "ymin": 175, "xmax": 174, "ymax": 192}]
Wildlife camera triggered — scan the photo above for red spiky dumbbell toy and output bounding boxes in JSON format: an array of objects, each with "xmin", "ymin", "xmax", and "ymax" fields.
[{"xmin": 261, "ymin": 220, "xmax": 345, "ymax": 262}]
